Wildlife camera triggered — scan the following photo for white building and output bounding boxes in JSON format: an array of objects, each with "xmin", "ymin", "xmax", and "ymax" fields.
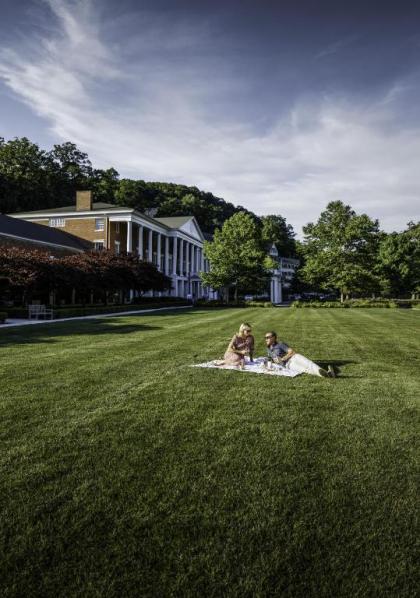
[{"xmin": 269, "ymin": 243, "xmax": 300, "ymax": 304}]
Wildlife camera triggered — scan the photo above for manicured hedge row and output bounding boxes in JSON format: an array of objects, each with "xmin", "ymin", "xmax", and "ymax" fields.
[
  {"xmin": 130, "ymin": 297, "xmax": 189, "ymax": 306},
  {"xmin": 291, "ymin": 299, "xmax": 418, "ymax": 308},
  {"xmin": 0, "ymin": 312, "xmax": 7, "ymax": 323},
  {"xmin": 195, "ymin": 299, "xmax": 275, "ymax": 308},
  {"xmin": 195, "ymin": 300, "xmax": 246, "ymax": 308}
]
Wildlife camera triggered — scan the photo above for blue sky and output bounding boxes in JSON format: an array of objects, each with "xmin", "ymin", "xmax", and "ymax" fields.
[{"xmin": 1, "ymin": 0, "xmax": 419, "ymax": 234}]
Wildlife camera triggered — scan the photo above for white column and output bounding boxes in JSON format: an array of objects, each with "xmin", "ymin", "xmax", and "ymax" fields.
[
  {"xmin": 164, "ymin": 236, "xmax": 170, "ymax": 274},
  {"xmin": 191, "ymin": 245, "xmax": 196, "ymax": 273},
  {"xmin": 127, "ymin": 221, "xmax": 132, "ymax": 253},
  {"xmin": 278, "ymin": 279, "xmax": 283, "ymax": 304},
  {"xmin": 172, "ymin": 238, "xmax": 177, "ymax": 275},
  {"xmin": 138, "ymin": 225, "xmax": 143, "ymax": 258},
  {"xmin": 179, "ymin": 239, "xmax": 184, "ymax": 276},
  {"xmin": 148, "ymin": 229, "xmax": 153, "ymax": 263},
  {"xmin": 186, "ymin": 242, "xmax": 190, "ymax": 277},
  {"xmin": 200, "ymin": 247, "xmax": 204, "ymax": 272},
  {"xmin": 157, "ymin": 233, "xmax": 162, "ymax": 270}
]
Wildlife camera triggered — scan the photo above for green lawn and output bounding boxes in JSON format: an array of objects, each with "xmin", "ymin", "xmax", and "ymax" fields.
[{"xmin": 0, "ymin": 308, "xmax": 419, "ymax": 597}]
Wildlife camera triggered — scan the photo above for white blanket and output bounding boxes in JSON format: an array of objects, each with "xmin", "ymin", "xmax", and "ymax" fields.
[{"xmin": 192, "ymin": 357, "xmax": 301, "ymax": 377}]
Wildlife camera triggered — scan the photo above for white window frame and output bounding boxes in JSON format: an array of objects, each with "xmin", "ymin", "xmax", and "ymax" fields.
[
  {"xmin": 114, "ymin": 240, "xmax": 121, "ymax": 255},
  {"xmin": 115, "ymin": 222, "xmax": 120, "ymax": 233},
  {"xmin": 95, "ymin": 218, "xmax": 105, "ymax": 231},
  {"xmin": 94, "ymin": 240, "xmax": 105, "ymax": 251},
  {"xmin": 49, "ymin": 218, "xmax": 65, "ymax": 228}
]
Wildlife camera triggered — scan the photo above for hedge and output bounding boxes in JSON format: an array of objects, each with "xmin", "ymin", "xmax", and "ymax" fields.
[
  {"xmin": 0, "ymin": 312, "xmax": 7, "ymax": 323},
  {"xmin": 195, "ymin": 299, "xmax": 246, "ymax": 308},
  {"xmin": 245, "ymin": 301, "xmax": 274, "ymax": 308},
  {"xmin": 195, "ymin": 300, "xmax": 275, "ymax": 308},
  {"xmin": 292, "ymin": 299, "xmax": 401, "ymax": 308}
]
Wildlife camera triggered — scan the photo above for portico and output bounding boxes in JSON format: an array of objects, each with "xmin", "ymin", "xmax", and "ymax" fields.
[{"xmin": 107, "ymin": 213, "xmax": 212, "ymax": 299}]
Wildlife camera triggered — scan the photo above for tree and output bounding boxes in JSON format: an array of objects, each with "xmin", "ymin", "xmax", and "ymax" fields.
[
  {"xmin": 201, "ymin": 212, "xmax": 271, "ymax": 302},
  {"xmin": 0, "ymin": 247, "xmax": 171, "ymax": 306},
  {"xmin": 91, "ymin": 167, "xmax": 120, "ymax": 203},
  {"xmin": 114, "ymin": 179, "xmax": 155, "ymax": 212},
  {"xmin": 260, "ymin": 215, "xmax": 296, "ymax": 257},
  {"xmin": 0, "ymin": 137, "xmax": 55, "ymax": 213},
  {"xmin": 301, "ymin": 201, "xmax": 381, "ymax": 302},
  {"xmin": 376, "ymin": 222, "xmax": 420, "ymax": 298}
]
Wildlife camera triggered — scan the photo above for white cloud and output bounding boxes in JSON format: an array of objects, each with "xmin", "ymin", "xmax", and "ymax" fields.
[{"xmin": 0, "ymin": 0, "xmax": 419, "ymax": 235}]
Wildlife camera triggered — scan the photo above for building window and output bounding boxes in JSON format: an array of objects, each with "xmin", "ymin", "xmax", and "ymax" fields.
[
  {"xmin": 95, "ymin": 218, "xmax": 105, "ymax": 231},
  {"xmin": 49, "ymin": 218, "xmax": 65, "ymax": 227},
  {"xmin": 114, "ymin": 241, "xmax": 121, "ymax": 255},
  {"xmin": 115, "ymin": 222, "xmax": 120, "ymax": 233},
  {"xmin": 94, "ymin": 241, "xmax": 104, "ymax": 251}
]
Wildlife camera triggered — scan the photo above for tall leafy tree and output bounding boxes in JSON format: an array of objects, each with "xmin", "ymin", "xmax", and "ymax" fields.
[
  {"xmin": 91, "ymin": 167, "xmax": 120, "ymax": 203},
  {"xmin": 48, "ymin": 142, "xmax": 93, "ymax": 203},
  {"xmin": 115, "ymin": 179, "xmax": 156, "ymax": 212},
  {"xmin": 260, "ymin": 214, "xmax": 296, "ymax": 256},
  {"xmin": 201, "ymin": 212, "xmax": 272, "ymax": 302},
  {"xmin": 0, "ymin": 137, "xmax": 55, "ymax": 213},
  {"xmin": 376, "ymin": 222, "xmax": 420, "ymax": 297},
  {"xmin": 301, "ymin": 201, "xmax": 381, "ymax": 302}
]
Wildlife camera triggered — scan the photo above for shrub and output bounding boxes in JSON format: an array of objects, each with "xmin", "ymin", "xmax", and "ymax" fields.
[
  {"xmin": 130, "ymin": 296, "xmax": 187, "ymax": 305},
  {"xmin": 291, "ymin": 299, "xmax": 400, "ymax": 308},
  {"xmin": 244, "ymin": 300, "xmax": 274, "ymax": 308},
  {"xmin": 195, "ymin": 299, "xmax": 246, "ymax": 308},
  {"xmin": 0, "ymin": 311, "xmax": 7, "ymax": 323},
  {"xmin": 291, "ymin": 300, "xmax": 348, "ymax": 308}
]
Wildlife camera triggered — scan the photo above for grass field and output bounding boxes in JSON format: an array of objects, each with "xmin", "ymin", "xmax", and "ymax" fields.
[{"xmin": 0, "ymin": 307, "xmax": 419, "ymax": 597}]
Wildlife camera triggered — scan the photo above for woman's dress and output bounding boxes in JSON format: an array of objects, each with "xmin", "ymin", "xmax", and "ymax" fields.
[{"xmin": 223, "ymin": 334, "xmax": 255, "ymax": 365}]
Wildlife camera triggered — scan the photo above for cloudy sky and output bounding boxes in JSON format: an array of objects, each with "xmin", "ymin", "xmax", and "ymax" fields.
[{"xmin": 0, "ymin": 0, "xmax": 419, "ymax": 234}]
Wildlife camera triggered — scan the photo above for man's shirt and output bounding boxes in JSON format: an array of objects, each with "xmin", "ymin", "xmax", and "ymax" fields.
[{"xmin": 267, "ymin": 341, "xmax": 291, "ymax": 362}]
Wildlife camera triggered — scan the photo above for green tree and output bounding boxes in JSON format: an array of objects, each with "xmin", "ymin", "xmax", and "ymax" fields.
[
  {"xmin": 91, "ymin": 167, "xmax": 120, "ymax": 203},
  {"xmin": 260, "ymin": 215, "xmax": 296, "ymax": 257},
  {"xmin": 0, "ymin": 137, "xmax": 55, "ymax": 213},
  {"xmin": 301, "ymin": 201, "xmax": 381, "ymax": 302},
  {"xmin": 114, "ymin": 179, "xmax": 155, "ymax": 212},
  {"xmin": 201, "ymin": 212, "xmax": 271, "ymax": 302},
  {"xmin": 376, "ymin": 222, "xmax": 420, "ymax": 298}
]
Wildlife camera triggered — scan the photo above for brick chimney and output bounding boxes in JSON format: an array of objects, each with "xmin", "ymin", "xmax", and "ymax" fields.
[{"xmin": 76, "ymin": 190, "xmax": 93, "ymax": 211}]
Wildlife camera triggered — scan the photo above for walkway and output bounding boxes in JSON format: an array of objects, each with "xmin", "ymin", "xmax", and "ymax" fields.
[{"xmin": 0, "ymin": 306, "xmax": 192, "ymax": 329}]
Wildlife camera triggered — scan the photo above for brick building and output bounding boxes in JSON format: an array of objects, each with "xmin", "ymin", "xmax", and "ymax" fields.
[{"xmin": 0, "ymin": 213, "xmax": 92, "ymax": 255}]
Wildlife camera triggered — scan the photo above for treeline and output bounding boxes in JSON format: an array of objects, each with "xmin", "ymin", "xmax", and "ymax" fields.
[
  {"xmin": 295, "ymin": 202, "xmax": 419, "ymax": 300},
  {"xmin": 0, "ymin": 137, "xmax": 257, "ymax": 236},
  {"xmin": 201, "ymin": 203, "xmax": 419, "ymax": 302},
  {"xmin": 0, "ymin": 247, "xmax": 171, "ymax": 306}
]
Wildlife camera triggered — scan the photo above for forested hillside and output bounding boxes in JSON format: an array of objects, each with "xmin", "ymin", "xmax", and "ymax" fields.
[{"xmin": 0, "ymin": 137, "xmax": 254, "ymax": 235}]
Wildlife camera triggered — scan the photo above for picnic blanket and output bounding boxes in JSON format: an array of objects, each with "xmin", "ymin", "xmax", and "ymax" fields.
[{"xmin": 192, "ymin": 357, "xmax": 301, "ymax": 377}]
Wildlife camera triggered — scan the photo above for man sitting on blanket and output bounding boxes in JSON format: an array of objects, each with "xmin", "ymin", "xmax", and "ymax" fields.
[{"xmin": 264, "ymin": 331, "xmax": 336, "ymax": 378}]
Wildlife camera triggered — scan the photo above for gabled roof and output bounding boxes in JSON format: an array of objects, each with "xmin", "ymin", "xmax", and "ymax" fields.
[
  {"xmin": 0, "ymin": 214, "xmax": 92, "ymax": 252},
  {"xmin": 154, "ymin": 216, "xmax": 194, "ymax": 228},
  {"xmin": 155, "ymin": 215, "xmax": 205, "ymax": 241}
]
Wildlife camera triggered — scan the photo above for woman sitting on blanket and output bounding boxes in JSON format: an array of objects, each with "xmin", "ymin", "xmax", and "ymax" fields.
[{"xmin": 215, "ymin": 322, "xmax": 254, "ymax": 368}]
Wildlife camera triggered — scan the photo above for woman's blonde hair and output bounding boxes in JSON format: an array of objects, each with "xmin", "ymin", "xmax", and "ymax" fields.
[{"xmin": 238, "ymin": 322, "xmax": 252, "ymax": 336}]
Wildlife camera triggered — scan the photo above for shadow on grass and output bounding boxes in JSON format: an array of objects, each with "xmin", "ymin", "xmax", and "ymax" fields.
[
  {"xmin": 316, "ymin": 360, "xmax": 361, "ymax": 379},
  {"xmin": 0, "ymin": 321, "xmax": 161, "ymax": 347},
  {"xmin": 316, "ymin": 359, "xmax": 358, "ymax": 368}
]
